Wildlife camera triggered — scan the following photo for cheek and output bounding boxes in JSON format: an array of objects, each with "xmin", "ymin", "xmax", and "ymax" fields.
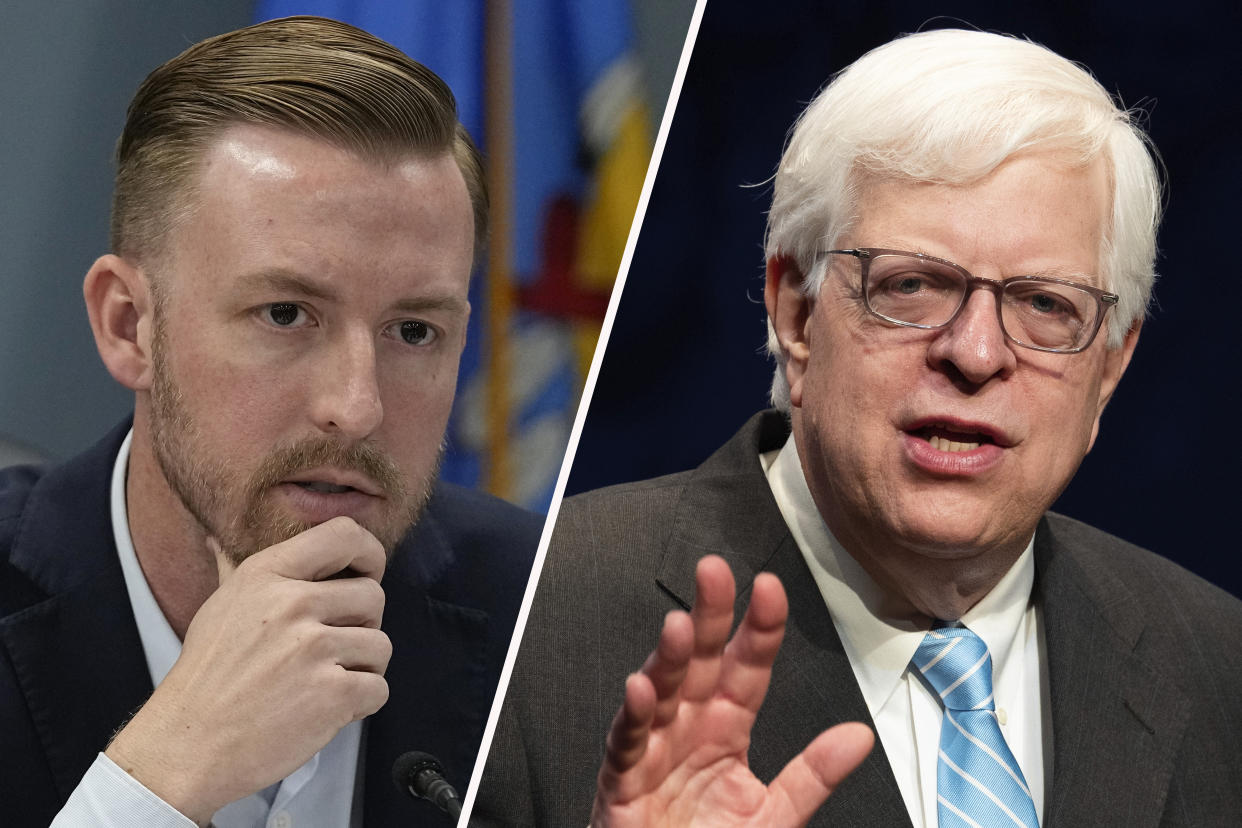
[
  {"xmin": 166, "ymin": 327, "xmax": 306, "ymax": 442},
  {"xmin": 378, "ymin": 358, "xmax": 460, "ymax": 440},
  {"xmin": 805, "ymin": 334, "xmax": 904, "ymax": 437},
  {"xmin": 1006, "ymin": 380, "xmax": 1102, "ymax": 497},
  {"xmin": 1037, "ymin": 358, "xmax": 1108, "ymax": 451}
]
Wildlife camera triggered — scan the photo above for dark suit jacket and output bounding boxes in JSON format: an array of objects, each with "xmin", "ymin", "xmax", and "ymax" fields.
[
  {"xmin": 0, "ymin": 420, "xmax": 540, "ymax": 827},
  {"xmin": 477, "ymin": 410, "xmax": 1242, "ymax": 826}
]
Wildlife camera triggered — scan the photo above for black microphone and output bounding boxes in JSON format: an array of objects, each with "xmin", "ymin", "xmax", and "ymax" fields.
[{"xmin": 391, "ymin": 751, "xmax": 462, "ymax": 821}]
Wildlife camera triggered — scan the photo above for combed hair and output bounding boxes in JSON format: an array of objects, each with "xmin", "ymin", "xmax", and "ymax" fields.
[
  {"xmin": 765, "ymin": 29, "xmax": 1162, "ymax": 411},
  {"xmin": 111, "ymin": 15, "xmax": 487, "ymax": 266}
]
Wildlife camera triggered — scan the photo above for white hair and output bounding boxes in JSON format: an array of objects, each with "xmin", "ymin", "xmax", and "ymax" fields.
[{"xmin": 765, "ymin": 29, "xmax": 1162, "ymax": 411}]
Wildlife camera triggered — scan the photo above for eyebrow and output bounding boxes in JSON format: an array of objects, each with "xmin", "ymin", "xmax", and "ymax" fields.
[
  {"xmin": 239, "ymin": 269, "xmax": 469, "ymax": 314},
  {"xmin": 883, "ymin": 244, "xmax": 1101, "ymax": 286},
  {"xmin": 1027, "ymin": 265, "xmax": 1100, "ymax": 286},
  {"xmin": 242, "ymin": 269, "xmax": 338, "ymax": 302}
]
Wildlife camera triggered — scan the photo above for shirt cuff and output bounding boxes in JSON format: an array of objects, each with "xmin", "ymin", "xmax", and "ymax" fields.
[{"xmin": 52, "ymin": 753, "xmax": 198, "ymax": 828}]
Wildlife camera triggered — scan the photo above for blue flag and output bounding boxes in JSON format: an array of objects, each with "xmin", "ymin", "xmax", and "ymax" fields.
[{"xmin": 254, "ymin": 0, "xmax": 649, "ymax": 511}]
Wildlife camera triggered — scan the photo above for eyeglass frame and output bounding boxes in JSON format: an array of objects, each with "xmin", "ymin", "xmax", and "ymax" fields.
[{"xmin": 822, "ymin": 247, "xmax": 1119, "ymax": 354}]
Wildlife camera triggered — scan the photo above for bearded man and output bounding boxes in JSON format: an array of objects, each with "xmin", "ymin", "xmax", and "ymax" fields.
[{"xmin": 0, "ymin": 16, "xmax": 539, "ymax": 827}]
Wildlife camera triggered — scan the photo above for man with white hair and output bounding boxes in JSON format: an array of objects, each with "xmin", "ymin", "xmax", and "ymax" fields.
[{"xmin": 477, "ymin": 28, "xmax": 1242, "ymax": 827}]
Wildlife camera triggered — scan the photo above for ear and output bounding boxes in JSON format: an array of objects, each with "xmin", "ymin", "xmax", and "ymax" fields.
[
  {"xmin": 764, "ymin": 255, "xmax": 814, "ymax": 408},
  {"xmin": 83, "ymin": 254, "xmax": 156, "ymax": 391},
  {"xmin": 1086, "ymin": 318, "xmax": 1141, "ymax": 452}
]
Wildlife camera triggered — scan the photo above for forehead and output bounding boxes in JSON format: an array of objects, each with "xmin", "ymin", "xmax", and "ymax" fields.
[
  {"xmin": 849, "ymin": 153, "xmax": 1111, "ymax": 280},
  {"xmin": 161, "ymin": 124, "xmax": 474, "ymax": 301}
]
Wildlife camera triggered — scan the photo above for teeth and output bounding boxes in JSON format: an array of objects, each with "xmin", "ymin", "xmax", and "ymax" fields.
[
  {"xmin": 928, "ymin": 435, "xmax": 980, "ymax": 453},
  {"xmin": 297, "ymin": 481, "xmax": 353, "ymax": 494}
]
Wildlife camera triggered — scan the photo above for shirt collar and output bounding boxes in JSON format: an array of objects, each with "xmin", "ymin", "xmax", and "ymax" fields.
[
  {"xmin": 763, "ymin": 435, "xmax": 1034, "ymax": 718},
  {"xmin": 109, "ymin": 429, "xmax": 182, "ymax": 686}
]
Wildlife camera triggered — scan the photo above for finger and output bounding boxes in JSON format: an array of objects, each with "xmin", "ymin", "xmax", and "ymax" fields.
[
  {"xmin": 260, "ymin": 517, "xmax": 387, "ymax": 583},
  {"xmin": 317, "ymin": 626, "xmax": 393, "ymax": 674},
  {"xmin": 304, "ymin": 576, "xmax": 387, "ymax": 628},
  {"xmin": 768, "ymin": 722, "xmax": 875, "ymax": 825},
  {"xmin": 640, "ymin": 610, "xmax": 693, "ymax": 726},
  {"xmin": 600, "ymin": 673, "xmax": 657, "ymax": 782},
  {"xmin": 343, "ymin": 670, "xmax": 390, "ymax": 721},
  {"xmin": 681, "ymin": 555, "xmax": 738, "ymax": 701},
  {"xmin": 717, "ymin": 571, "xmax": 788, "ymax": 712}
]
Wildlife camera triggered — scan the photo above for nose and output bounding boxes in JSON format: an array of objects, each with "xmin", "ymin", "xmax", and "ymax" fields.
[
  {"xmin": 925, "ymin": 287, "xmax": 1017, "ymax": 387},
  {"xmin": 310, "ymin": 329, "xmax": 384, "ymax": 440}
]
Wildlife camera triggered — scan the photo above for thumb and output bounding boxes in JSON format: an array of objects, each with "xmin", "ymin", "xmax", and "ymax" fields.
[
  {"xmin": 208, "ymin": 537, "xmax": 235, "ymax": 585},
  {"xmin": 768, "ymin": 722, "xmax": 874, "ymax": 824}
]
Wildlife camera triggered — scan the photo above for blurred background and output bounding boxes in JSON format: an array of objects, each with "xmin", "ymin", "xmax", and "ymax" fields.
[
  {"xmin": 568, "ymin": 0, "xmax": 1242, "ymax": 598},
  {"xmin": 0, "ymin": 0, "xmax": 696, "ymax": 511}
]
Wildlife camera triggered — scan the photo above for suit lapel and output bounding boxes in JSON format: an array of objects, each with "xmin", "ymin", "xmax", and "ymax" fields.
[
  {"xmin": 362, "ymin": 506, "xmax": 495, "ymax": 826},
  {"xmin": 0, "ymin": 423, "xmax": 152, "ymax": 800},
  {"xmin": 654, "ymin": 412, "xmax": 911, "ymax": 827},
  {"xmin": 1037, "ymin": 518, "xmax": 1189, "ymax": 827}
]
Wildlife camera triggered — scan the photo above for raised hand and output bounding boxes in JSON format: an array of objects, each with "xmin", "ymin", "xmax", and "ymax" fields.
[
  {"xmin": 104, "ymin": 516, "xmax": 391, "ymax": 825},
  {"xmin": 590, "ymin": 555, "xmax": 873, "ymax": 827}
]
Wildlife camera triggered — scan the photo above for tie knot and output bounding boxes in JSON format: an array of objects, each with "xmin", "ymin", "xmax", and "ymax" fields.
[{"xmin": 912, "ymin": 626, "xmax": 996, "ymax": 712}]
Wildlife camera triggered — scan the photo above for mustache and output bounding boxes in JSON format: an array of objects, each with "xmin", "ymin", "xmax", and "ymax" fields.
[{"xmin": 247, "ymin": 437, "xmax": 407, "ymax": 501}]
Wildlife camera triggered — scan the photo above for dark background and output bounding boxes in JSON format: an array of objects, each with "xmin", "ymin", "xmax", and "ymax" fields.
[{"xmin": 568, "ymin": 0, "xmax": 1242, "ymax": 598}]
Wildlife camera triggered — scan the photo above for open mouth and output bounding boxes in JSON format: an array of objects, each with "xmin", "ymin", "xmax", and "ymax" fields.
[
  {"xmin": 294, "ymin": 481, "xmax": 360, "ymax": 495},
  {"xmin": 912, "ymin": 423, "xmax": 996, "ymax": 453}
]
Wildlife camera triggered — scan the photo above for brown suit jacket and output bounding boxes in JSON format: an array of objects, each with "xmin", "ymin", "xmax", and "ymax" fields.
[{"xmin": 477, "ymin": 411, "xmax": 1242, "ymax": 826}]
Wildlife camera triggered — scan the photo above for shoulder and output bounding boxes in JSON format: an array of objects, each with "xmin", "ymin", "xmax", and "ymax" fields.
[
  {"xmin": 0, "ymin": 463, "xmax": 47, "ymax": 612},
  {"xmin": 396, "ymin": 481, "xmax": 542, "ymax": 623},
  {"xmin": 1040, "ymin": 511, "xmax": 1242, "ymax": 622},
  {"xmin": 1038, "ymin": 512, "xmax": 1242, "ymax": 687},
  {"xmin": 553, "ymin": 469, "xmax": 695, "ymax": 557},
  {"xmin": 0, "ymin": 462, "xmax": 43, "ymax": 537},
  {"xmin": 422, "ymin": 482, "xmax": 543, "ymax": 588},
  {"xmin": 0, "ymin": 423, "xmax": 127, "ymax": 610},
  {"xmin": 552, "ymin": 409, "xmax": 790, "ymax": 563},
  {"xmin": 424, "ymin": 480, "xmax": 544, "ymax": 547}
]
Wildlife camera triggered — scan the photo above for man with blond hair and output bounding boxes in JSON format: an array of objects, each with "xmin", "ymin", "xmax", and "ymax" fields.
[
  {"xmin": 479, "ymin": 28, "xmax": 1242, "ymax": 827},
  {"xmin": 0, "ymin": 17, "xmax": 538, "ymax": 827}
]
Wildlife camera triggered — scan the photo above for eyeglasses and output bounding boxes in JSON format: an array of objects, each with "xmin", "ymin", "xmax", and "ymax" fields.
[{"xmin": 824, "ymin": 248, "xmax": 1118, "ymax": 354}]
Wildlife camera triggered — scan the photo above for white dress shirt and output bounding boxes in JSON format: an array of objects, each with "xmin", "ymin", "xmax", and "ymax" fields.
[
  {"xmin": 52, "ymin": 430, "xmax": 362, "ymax": 828},
  {"xmin": 762, "ymin": 436, "xmax": 1053, "ymax": 827}
]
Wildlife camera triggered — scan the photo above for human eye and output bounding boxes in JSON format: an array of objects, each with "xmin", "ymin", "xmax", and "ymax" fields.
[
  {"xmin": 387, "ymin": 319, "xmax": 439, "ymax": 346},
  {"xmin": 1007, "ymin": 283, "xmax": 1082, "ymax": 319},
  {"xmin": 260, "ymin": 302, "xmax": 311, "ymax": 328},
  {"xmin": 893, "ymin": 275, "xmax": 928, "ymax": 295},
  {"xmin": 1030, "ymin": 293, "xmax": 1069, "ymax": 315},
  {"xmin": 872, "ymin": 268, "xmax": 957, "ymax": 298}
]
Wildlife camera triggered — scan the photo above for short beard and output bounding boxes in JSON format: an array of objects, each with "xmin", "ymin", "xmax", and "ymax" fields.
[{"xmin": 147, "ymin": 308, "xmax": 438, "ymax": 567}]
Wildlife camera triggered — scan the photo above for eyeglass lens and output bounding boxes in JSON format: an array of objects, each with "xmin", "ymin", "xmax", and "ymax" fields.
[{"xmin": 863, "ymin": 253, "xmax": 1100, "ymax": 351}]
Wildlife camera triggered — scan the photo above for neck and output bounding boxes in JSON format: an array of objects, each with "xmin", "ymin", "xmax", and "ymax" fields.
[
  {"xmin": 124, "ymin": 410, "xmax": 218, "ymax": 640},
  {"xmin": 831, "ymin": 519, "xmax": 1026, "ymax": 622}
]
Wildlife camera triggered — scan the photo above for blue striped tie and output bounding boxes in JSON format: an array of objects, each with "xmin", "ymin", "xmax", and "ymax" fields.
[{"xmin": 912, "ymin": 626, "xmax": 1039, "ymax": 828}]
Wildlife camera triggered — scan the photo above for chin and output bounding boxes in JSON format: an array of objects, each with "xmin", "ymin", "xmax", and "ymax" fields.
[
  {"xmin": 881, "ymin": 504, "xmax": 1017, "ymax": 560},
  {"xmin": 909, "ymin": 525, "xmax": 1036, "ymax": 565}
]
